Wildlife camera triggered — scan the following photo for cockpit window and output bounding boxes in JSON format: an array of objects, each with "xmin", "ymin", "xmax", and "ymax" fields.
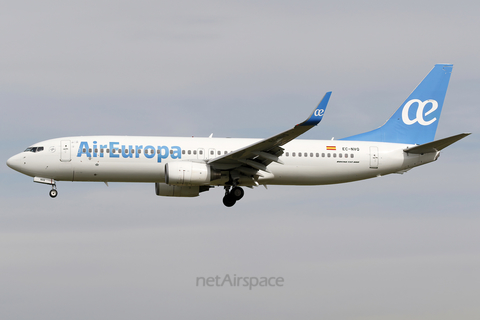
[{"xmin": 24, "ymin": 146, "xmax": 44, "ymax": 153}]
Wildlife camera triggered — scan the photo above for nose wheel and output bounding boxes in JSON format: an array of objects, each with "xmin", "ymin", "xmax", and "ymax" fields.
[
  {"xmin": 222, "ymin": 186, "xmax": 244, "ymax": 207},
  {"xmin": 49, "ymin": 185, "xmax": 58, "ymax": 198}
]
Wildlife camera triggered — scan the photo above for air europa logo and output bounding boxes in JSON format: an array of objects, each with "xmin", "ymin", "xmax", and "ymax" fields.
[
  {"xmin": 314, "ymin": 109, "xmax": 325, "ymax": 117},
  {"xmin": 76, "ymin": 141, "xmax": 182, "ymax": 163},
  {"xmin": 402, "ymin": 99, "xmax": 438, "ymax": 126}
]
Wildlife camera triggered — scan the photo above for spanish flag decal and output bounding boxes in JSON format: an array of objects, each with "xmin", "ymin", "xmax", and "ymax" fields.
[{"xmin": 326, "ymin": 146, "xmax": 336, "ymax": 150}]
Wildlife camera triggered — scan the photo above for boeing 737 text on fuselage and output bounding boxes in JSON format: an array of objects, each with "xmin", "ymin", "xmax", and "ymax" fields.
[{"xmin": 6, "ymin": 64, "xmax": 470, "ymax": 206}]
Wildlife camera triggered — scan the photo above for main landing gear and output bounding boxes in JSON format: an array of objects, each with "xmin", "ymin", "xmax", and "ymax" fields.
[{"xmin": 223, "ymin": 186, "xmax": 244, "ymax": 207}]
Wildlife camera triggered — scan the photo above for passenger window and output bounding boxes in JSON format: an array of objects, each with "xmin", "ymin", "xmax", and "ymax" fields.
[
  {"xmin": 351, "ymin": 154, "xmax": 354, "ymax": 158},
  {"xmin": 286, "ymin": 152, "xmax": 289, "ymax": 157},
  {"xmin": 316, "ymin": 153, "xmax": 319, "ymax": 157},
  {"xmin": 333, "ymin": 153, "xmax": 336, "ymax": 158},
  {"xmin": 322, "ymin": 153, "xmax": 325, "ymax": 157},
  {"xmin": 292, "ymin": 152, "xmax": 296, "ymax": 157},
  {"xmin": 327, "ymin": 153, "xmax": 331, "ymax": 158},
  {"xmin": 210, "ymin": 150, "xmax": 214, "ymax": 155},
  {"xmin": 106, "ymin": 149, "xmax": 110, "ymax": 153},
  {"xmin": 170, "ymin": 150, "xmax": 173, "ymax": 154},
  {"xmin": 298, "ymin": 152, "xmax": 302, "ymax": 157},
  {"xmin": 345, "ymin": 154, "xmax": 348, "ymax": 158},
  {"xmin": 193, "ymin": 150, "xmax": 197, "ymax": 155},
  {"xmin": 83, "ymin": 148, "xmax": 86, "ymax": 153},
  {"xmin": 199, "ymin": 150, "xmax": 203, "ymax": 155},
  {"xmin": 100, "ymin": 149, "xmax": 104, "ymax": 153},
  {"xmin": 304, "ymin": 153, "xmax": 307, "ymax": 157},
  {"xmin": 310, "ymin": 153, "xmax": 313, "ymax": 157},
  {"xmin": 339, "ymin": 153, "xmax": 342, "ymax": 158},
  {"xmin": 224, "ymin": 151, "xmax": 228, "ymax": 155}
]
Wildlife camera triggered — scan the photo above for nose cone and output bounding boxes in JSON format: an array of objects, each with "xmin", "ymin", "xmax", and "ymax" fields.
[{"xmin": 6, "ymin": 153, "xmax": 23, "ymax": 172}]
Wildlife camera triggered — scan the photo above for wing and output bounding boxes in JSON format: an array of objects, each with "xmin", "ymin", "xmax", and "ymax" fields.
[{"xmin": 208, "ymin": 92, "xmax": 332, "ymax": 181}]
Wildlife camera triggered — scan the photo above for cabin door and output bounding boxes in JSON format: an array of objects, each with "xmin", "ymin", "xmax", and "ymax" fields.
[{"xmin": 60, "ymin": 140, "xmax": 71, "ymax": 162}]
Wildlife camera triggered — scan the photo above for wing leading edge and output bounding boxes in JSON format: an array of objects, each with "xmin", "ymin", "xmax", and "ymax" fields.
[{"xmin": 208, "ymin": 92, "xmax": 332, "ymax": 176}]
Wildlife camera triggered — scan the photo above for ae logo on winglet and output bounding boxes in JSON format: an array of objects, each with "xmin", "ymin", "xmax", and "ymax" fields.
[{"xmin": 314, "ymin": 109, "xmax": 325, "ymax": 117}]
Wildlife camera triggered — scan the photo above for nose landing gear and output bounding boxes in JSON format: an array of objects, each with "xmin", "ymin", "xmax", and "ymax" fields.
[
  {"xmin": 49, "ymin": 184, "xmax": 58, "ymax": 198},
  {"xmin": 222, "ymin": 186, "xmax": 244, "ymax": 207},
  {"xmin": 33, "ymin": 177, "xmax": 58, "ymax": 198}
]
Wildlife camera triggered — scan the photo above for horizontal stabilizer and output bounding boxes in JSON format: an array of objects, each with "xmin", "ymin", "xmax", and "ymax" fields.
[{"xmin": 404, "ymin": 133, "xmax": 471, "ymax": 154}]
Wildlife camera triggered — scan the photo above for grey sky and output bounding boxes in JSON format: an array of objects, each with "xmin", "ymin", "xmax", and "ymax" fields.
[{"xmin": 1, "ymin": 1, "xmax": 479, "ymax": 319}]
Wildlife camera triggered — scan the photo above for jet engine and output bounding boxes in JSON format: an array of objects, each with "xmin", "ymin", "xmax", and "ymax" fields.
[
  {"xmin": 155, "ymin": 183, "xmax": 210, "ymax": 197},
  {"xmin": 165, "ymin": 161, "xmax": 221, "ymax": 186}
]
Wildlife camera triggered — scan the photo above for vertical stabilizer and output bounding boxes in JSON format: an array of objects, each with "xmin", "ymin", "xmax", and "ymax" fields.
[{"xmin": 341, "ymin": 64, "xmax": 453, "ymax": 145}]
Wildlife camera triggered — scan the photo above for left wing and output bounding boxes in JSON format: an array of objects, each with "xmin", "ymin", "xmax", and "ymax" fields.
[{"xmin": 208, "ymin": 92, "xmax": 331, "ymax": 178}]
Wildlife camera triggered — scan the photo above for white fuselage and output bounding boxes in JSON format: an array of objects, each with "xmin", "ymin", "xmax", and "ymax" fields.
[{"xmin": 7, "ymin": 136, "xmax": 438, "ymax": 186}]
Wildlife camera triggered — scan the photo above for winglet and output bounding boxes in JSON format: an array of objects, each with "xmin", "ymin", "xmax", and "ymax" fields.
[{"xmin": 298, "ymin": 91, "xmax": 332, "ymax": 126}]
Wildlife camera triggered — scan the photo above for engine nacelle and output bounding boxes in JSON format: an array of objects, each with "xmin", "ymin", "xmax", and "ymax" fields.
[
  {"xmin": 155, "ymin": 183, "xmax": 210, "ymax": 197},
  {"xmin": 165, "ymin": 161, "xmax": 221, "ymax": 186}
]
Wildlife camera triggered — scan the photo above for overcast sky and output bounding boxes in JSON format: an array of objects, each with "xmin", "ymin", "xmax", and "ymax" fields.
[{"xmin": 1, "ymin": 1, "xmax": 479, "ymax": 319}]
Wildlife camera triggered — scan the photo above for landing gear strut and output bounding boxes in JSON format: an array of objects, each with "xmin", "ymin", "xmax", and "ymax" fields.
[{"xmin": 222, "ymin": 186, "xmax": 244, "ymax": 207}]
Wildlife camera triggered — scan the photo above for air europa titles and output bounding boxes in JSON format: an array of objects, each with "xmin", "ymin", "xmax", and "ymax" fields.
[{"xmin": 76, "ymin": 141, "xmax": 182, "ymax": 163}]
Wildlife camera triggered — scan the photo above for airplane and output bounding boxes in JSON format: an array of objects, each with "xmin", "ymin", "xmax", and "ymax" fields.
[{"xmin": 6, "ymin": 64, "xmax": 470, "ymax": 207}]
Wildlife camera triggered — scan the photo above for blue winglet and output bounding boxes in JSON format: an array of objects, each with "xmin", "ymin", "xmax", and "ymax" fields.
[{"xmin": 299, "ymin": 91, "xmax": 332, "ymax": 126}]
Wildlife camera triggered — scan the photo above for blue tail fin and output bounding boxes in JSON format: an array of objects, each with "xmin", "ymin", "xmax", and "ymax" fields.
[{"xmin": 341, "ymin": 64, "xmax": 453, "ymax": 145}]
